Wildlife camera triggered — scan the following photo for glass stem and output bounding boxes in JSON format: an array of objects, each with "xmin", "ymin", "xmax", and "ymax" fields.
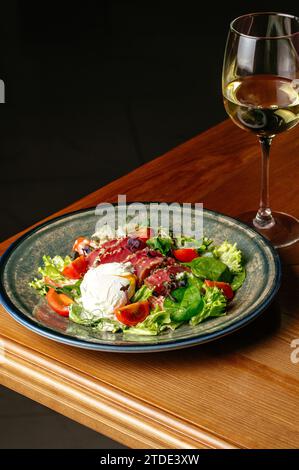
[{"xmin": 253, "ymin": 136, "xmax": 275, "ymax": 229}]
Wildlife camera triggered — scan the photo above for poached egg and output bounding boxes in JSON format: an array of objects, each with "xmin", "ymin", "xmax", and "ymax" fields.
[{"xmin": 80, "ymin": 262, "xmax": 135, "ymax": 319}]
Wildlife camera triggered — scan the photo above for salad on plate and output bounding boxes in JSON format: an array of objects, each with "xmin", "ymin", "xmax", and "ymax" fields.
[{"xmin": 29, "ymin": 225, "xmax": 246, "ymax": 336}]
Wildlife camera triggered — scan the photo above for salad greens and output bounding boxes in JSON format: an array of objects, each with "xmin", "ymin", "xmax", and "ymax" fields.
[
  {"xmin": 146, "ymin": 235, "xmax": 173, "ymax": 256},
  {"xmin": 38, "ymin": 255, "xmax": 72, "ymax": 280},
  {"xmin": 231, "ymin": 267, "xmax": 246, "ymax": 291},
  {"xmin": 125, "ymin": 282, "xmax": 228, "ymax": 336},
  {"xmin": 69, "ymin": 303, "xmax": 123, "ymax": 333},
  {"xmin": 164, "ymin": 284, "xmax": 204, "ymax": 322},
  {"xmin": 29, "ymin": 229, "xmax": 247, "ymax": 337},
  {"xmin": 188, "ymin": 256, "xmax": 233, "ymax": 283},
  {"xmin": 131, "ymin": 285, "xmax": 153, "ymax": 303},
  {"xmin": 213, "ymin": 241, "xmax": 243, "ymax": 274},
  {"xmin": 29, "ymin": 255, "xmax": 77, "ymax": 296},
  {"xmin": 124, "ymin": 307, "xmax": 181, "ymax": 336},
  {"xmin": 190, "ymin": 286, "xmax": 227, "ymax": 326},
  {"xmin": 69, "ymin": 303, "xmax": 99, "ymax": 326},
  {"xmin": 175, "ymin": 235, "xmax": 213, "ymax": 253},
  {"xmin": 147, "ymin": 234, "xmax": 213, "ymax": 256}
]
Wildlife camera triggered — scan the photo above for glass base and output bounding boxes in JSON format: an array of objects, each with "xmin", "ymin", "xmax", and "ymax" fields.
[{"xmin": 237, "ymin": 211, "xmax": 299, "ymax": 248}]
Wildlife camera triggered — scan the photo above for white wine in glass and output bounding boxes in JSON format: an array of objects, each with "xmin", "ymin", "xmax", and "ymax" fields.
[{"xmin": 222, "ymin": 12, "xmax": 299, "ymax": 248}]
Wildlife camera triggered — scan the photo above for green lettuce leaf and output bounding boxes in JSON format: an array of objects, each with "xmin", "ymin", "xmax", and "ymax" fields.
[
  {"xmin": 38, "ymin": 255, "xmax": 72, "ymax": 280},
  {"xmin": 29, "ymin": 255, "xmax": 79, "ymax": 297},
  {"xmin": 93, "ymin": 319, "xmax": 123, "ymax": 333},
  {"xmin": 69, "ymin": 304, "xmax": 122, "ymax": 332},
  {"xmin": 175, "ymin": 235, "xmax": 213, "ymax": 253},
  {"xmin": 231, "ymin": 267, "xmax": 246, "ymax": 291},
  {"xmin": 213, "ymin": 241, "xmax": 243, "ymax": 274},
  {"xmin": 29, "ymin": 277, "xmax": 48, "ymax": 296},
  {"xmin": 146, "ymin": 236, "xmax": 173, "ymax": 255},
  {"xmin": 190, "ymin": 286, "xmax": 227, "ymax": 326},
  {"xmin": 55, "ymin": 281, "xmax": 82, "ymax": 300},
  {"xmin": 131, "ymin": 285, "xmax": 153, "ymax": 303},
  {"xmin": 69, "ymin": 303, "xmax": 101, "ymax": 326},
  {"xmin": 123, "ymin": 308, "xmax": 173, "ymax": 336}
]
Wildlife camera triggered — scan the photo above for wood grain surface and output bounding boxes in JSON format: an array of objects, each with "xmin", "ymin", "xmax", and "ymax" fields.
[{"xmin": 1, "ymin": 119, "xmax": 299, "ymax": 449}]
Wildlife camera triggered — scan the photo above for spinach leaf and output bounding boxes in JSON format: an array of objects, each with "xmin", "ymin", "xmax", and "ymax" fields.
[
  {"xmin": 186, "ymin": 275, "xmax": 204, "ymax": 290},
  {"xmin": 189, "ymin": 256, "xmax": 233, "ymax": 283},
  {"xmin": 164, "ymin": 285, "xmax": 204, "ymax": 322},
  {"xmin": 231, "ymin": 267, "xmax": 246, "ymax": 291}
]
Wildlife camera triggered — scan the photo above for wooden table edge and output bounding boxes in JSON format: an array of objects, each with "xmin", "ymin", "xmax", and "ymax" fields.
[{"xmin": 0, "ymin": 332, "xmax": 239, "ymax": 449}]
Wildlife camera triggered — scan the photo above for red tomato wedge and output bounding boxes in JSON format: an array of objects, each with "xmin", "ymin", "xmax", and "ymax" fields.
[
  {"xmin": 72, "ymin": 237, "xmax": 90, "ymax": 255},
  {"xmin": 115, "ymin": 300, "xmax": 150, "ymax": 326},
  {"xmin": 46, "ymin": 288, "xmax": 74, "ymax": 317},
  {"xmin": 62, "ymin": 255, "xmax": 88, "ymax": 279},
  {"xmin": 204, "ymin": 280, "xmax": 234, "ymax": 300},
  {"xmin": 129, "ymin": 227, "xmax": 154, "ymax": 241},
  {"xmin": 173, "ymin": 248, "xmax": 199, "ymax": 263}
]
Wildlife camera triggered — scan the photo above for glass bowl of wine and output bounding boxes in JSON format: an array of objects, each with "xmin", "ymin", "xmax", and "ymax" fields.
[{"xmin": 222, "ymin": 12, "xmax": 299, "ymax": 248}]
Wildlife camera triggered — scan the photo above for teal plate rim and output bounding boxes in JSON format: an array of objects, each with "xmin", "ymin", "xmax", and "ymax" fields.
[{"xmin": 0, "ymin": 207, "xmax": 282, "ymax": 353}]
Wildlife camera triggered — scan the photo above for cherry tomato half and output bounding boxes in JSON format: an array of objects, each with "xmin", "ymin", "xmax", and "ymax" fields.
[
  {"xmin": 204, "ymin": 280, "xmax": 234, "ymax": 300},
  {"xmin": 114, "ymin": 300, "xmax": 150, "ymax": 326},
  {"xmin": 173, "ymin": 248, "xmax": 199, "ymax": 263},
  {"xmin": 46, "ymin": 288, "xmax": 74, "ymax": 317},
  {"xmin": 62, "ymin": 255, "xmax": 88, "ymax": 279}
]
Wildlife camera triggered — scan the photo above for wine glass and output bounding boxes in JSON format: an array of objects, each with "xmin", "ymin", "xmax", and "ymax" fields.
[{"xmin": 222, "ymin": 12, "xmax": 299, "ymax": 248}]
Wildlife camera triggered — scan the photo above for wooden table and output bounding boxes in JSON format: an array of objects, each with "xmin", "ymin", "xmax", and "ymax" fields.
[{"xmin": 1, "ymin": 120, "xmax": 299, "ymax": 449}]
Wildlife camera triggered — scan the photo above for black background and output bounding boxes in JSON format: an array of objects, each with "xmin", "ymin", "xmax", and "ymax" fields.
[{"xmin": 1, "ymin": 1, "xmax": 298, "ymax": 241}]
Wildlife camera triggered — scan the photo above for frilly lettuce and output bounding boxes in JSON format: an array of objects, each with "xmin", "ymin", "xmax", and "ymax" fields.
[
  {"xmin": 69, "ymin": 303, "xmax": 122, "ymax": 332},
  {"xmin": 175, "ymin": 235, "xmax": 213, "ymax": 253},
  {"xmin": 123, "ymin": 308, "xmax": 181, "ymax": 336},
  {"xmin": 39, "ymin": 255, "xmax": 72, "ymax": 279},
  {"xmin": 29, "ymin": 277, "xmax": 48, "ymax": 296},
  {"xmin": 29, "ymin": 255, "xmax": 76, "ymax": 296},
  {"xmin": 213, "ymin": 241, "xmax": 242, "ymax": 274},
  {"xmin": 190, "ymin": 286, "xmax": 227, "ymax": 326}
]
